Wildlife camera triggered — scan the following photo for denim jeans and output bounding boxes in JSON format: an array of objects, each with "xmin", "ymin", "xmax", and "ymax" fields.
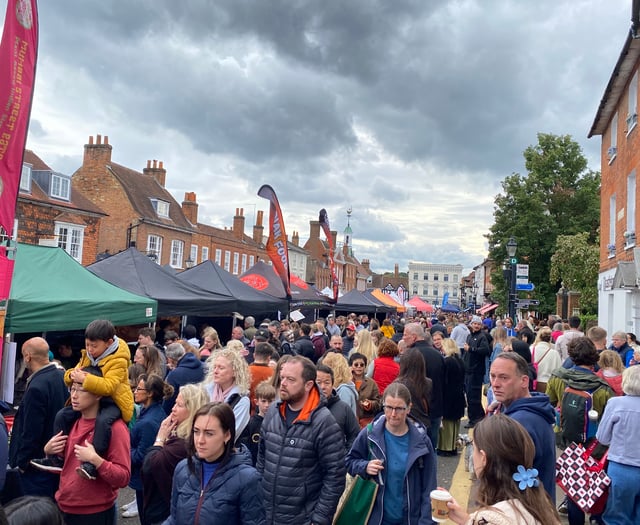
[{"xmin": 603, "ymin": 461, "xmax": 640, "ymax": 525}]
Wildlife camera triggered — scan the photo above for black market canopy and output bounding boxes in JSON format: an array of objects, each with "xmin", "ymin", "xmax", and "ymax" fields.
[
  {"xmin": 240, "ymin": 260, "xmax": 331, "ymax": 308},
  {"xmin": 177, "ymin": 260, "xmax": 288, "ymax": 315},
  {"xmin": 87, "ymin": 247, "xmax": 237, "ymax": 317},
  {"xmin": 335, "ymin": 288, "xmax": 393, "ymax": 314},
  {"xmin": 6, "ymin": 243, "xmax": 157, "ymax": 333}
]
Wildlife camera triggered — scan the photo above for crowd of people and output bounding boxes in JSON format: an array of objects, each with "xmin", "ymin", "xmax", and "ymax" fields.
[{"xmin": 0, "ymin": 310, "xmax": 638, "ymax": 524}]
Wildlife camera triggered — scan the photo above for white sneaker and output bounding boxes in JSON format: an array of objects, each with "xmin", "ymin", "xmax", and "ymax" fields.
[
  {"xmin": 122, "ymin": 504, "xmax": 139, "ymax": 518},
  {"xmin": 121, "ymin": 499, "xmax": 136, "ymax": 512}
]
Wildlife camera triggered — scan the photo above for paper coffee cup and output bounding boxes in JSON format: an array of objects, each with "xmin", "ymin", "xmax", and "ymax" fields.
[{"xmin": 430, "ymin": 489, "xmax": 452, "ymax": 523}]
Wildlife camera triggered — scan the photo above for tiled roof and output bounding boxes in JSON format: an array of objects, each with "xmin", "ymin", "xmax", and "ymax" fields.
[
  {"xmin": 20, "ymin": 150, "xmax": 105, "ymax": 216},
  {"xmin": 196, "ymin": 222, "xmax": 262, "ymax": 248},
  {"xmin": 108, "ymin": 162, "xmax": 193, "ymax": 231}
]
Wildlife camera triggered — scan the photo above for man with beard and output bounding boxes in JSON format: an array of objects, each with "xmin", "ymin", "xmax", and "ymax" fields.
[{"xmin": 257, "ymin": 356, "xmax": 345, "ymax": 525}]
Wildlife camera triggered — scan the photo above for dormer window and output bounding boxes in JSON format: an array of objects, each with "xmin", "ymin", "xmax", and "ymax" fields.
[
  {"xmin": 151, "ymin": 199, "xmax": 170, "ymax": 218},
  {"xmin": 51, "ymin": 173, "xmax": 70, "ymax": 200},
  {"xmin": 20, "ymin": 163, "xmax": 32, "ymax": 192}
]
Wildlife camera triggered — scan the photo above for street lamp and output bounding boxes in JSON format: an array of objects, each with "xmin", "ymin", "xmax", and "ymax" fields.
[{"xmin": 506, "ymin": 237, "xmax": 517, "ymax": 321}]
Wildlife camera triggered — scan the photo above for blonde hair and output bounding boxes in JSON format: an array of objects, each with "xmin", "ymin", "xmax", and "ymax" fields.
[
  {"xmin": 205, "ymin": 348, "xmax": 250, "ymax": 395},
  {"xmin": 176, "ymin": 384, "xmax": 210, "ymax": 440},
  {"xmin": 597, "ymin": 349, "xmax": 624, "ymax": 374},
  {"xmin": 355, "ymin": 329, "xmax": 377, "ymax": 363},
  {"xmin": 225, "ymin": 340, "xmax": 245, "ymax": 353},
  {"xmin": 201, "ymin": 327, "xmax": 222, "ymax": 350},
  {"xmin": 441, "ymin": 338, "xmax": 460, "ymax": 357},
  {"xmin": 321, "ymin": 352, "xmax": 353, "ymax": 387}
]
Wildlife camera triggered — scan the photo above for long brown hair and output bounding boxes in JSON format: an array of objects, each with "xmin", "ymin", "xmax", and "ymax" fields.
[
  {"xmin": 187, "ymin": 402, "xmax": 235, "ymax": 473},
  {"xmin": 473, "ymin": 415, "xmax": 560, "ymax": 524}
]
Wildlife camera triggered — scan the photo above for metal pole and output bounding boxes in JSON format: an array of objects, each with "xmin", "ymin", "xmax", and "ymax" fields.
[{"xmin": 509, "ymin": 260, "xmax": 517, "ymax": 321}]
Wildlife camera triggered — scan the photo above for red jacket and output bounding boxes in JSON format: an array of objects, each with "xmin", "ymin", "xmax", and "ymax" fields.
[{"xmin": 372, "ymin": 357, "xmax": 400, "ymax": 395}]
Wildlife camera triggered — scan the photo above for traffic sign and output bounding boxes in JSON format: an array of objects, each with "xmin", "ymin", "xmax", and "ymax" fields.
[
  {"xmin": 516, "ymin": 282, "xmax": 535, "ymax": 291},
  {"xmin": 515, "ymin": 299, "xmax": 540, "ymax": 308}
]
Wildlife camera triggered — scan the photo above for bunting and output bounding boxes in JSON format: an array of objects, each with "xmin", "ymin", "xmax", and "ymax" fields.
[{"xmin": 257, "ymin": 185, "xmax": 291, "ymax": 299}]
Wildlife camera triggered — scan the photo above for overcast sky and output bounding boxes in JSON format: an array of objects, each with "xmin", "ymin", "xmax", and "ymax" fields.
[{"xmin": 6, "ymin": 0, "xmax": 632, "ymax": 273}]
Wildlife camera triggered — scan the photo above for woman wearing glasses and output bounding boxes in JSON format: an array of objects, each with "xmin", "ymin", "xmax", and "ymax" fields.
[
  {"xmin": 349, "ymin": 352, "xmax": 381, "ymax": 427},
  {"xmin": 346, "ymin": 382, "xmax": 437, "ymax": 525},
  {"xmin": 127, "ymin": 374, "xmax": 173, "ymax": 522}
]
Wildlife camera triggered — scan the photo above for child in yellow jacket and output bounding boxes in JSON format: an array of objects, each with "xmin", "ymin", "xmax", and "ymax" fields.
[{"xmin": 31, "ymin": 319, "xmax": 133, "ymax": 480}]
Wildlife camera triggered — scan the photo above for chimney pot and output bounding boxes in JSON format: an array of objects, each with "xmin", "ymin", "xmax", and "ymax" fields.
[
  {"xmin": 147, "ymin": 160, "xmax": 151, "ymax": 169},
  {"xmin": 89, "ymin": 136, "xmax": 94, "ymax": 145},
  {"xmin": 96, "ymin": 134, "xmax": 102, "ymax": 145},
  {"xmin": 159, "ymin": 161, "xmax": 163, "ymax": 169},
  {"xmin": 153, "ymin": 160, "xmax": 157, "ymax": 169},
  {"xmin": 104, "ymin": 136, "xmax": 109, "ymax": 145}
]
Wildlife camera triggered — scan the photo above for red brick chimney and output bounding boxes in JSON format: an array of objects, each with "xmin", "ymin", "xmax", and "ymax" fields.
[
  {"xmin": 309, "ymin": 220, "xmax": 321, "ymax": 241},
  {"xmin": 83, "ymin": 134, "xmax": 112, "ymax": 166},
  {"xmin": 182, "ymin": 192, "xmax": 198, "ymax": 224},
  {"xmin": 253, "ymin": 210, "xmax": 264, "ymax": 244},
  {"xmin": 233, "ymin": 208, "xmax": 245, "ymax": 240},
  {"xmin": 394, "ymin": 263, "xmax": 399, "ymax": 277},
  {"xmin": 143, "ymin": 159, "xmax": 167, "ymax": 187},
  {"xmin": 361, "ymin": 259, "xmax": 370, "ymax": 271},
  {"xmin": 292, "ymin": 231, "xmax": 299, "ymax": 246}
]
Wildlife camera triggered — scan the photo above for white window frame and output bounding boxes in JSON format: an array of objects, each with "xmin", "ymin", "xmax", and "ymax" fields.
[
  {"xmin": 151, "ymin": 199, "xmax": 170, "ymax": 218},
  {"xmin": 147, "ymin": 234, "xmax": 163, "ymax": 264},
  {"xmin": 241, "ymin": 253, "xmax": 247, "ymax": 273},
  {"xmin": 51, "ymin": 173, "xmax": 70, "ymax": 200},
  {"xmin": 609, "ymin": 112, "xmax": 618, "ymax": 164},
  {"xmin": 609, "ymin": 194, "xmax": 616, "ymax": 257},
  {"xmin": 215, "ymin": 248, "xmax": 222, "ymax": 265},
  {"xmin": 202, "ymin": 246, "xmax": 209, "ymax": 262},
  {"xmin": 233, "ymin": 252, "xmax": 239, "ymax": 274},
  {"xmin": 20, "ymin": 163, "xmax": 32, "ymax": 192},
  {"xmin": 56, "ymin": 222, "xmax": 84, "ymax": 262},
  {"xmin": 224, "ymin": 250, "xmax": 231, "ymax": 272},
  {"xmin": 171, "ymin": 240, "xmax": 184, "ymax": 268},
  {"xmin": 626, "ymin": 172, "xmax": 636, "ymax": 248},
  {"xmin": 627, "ymin": 71, "xmax": 638, "ymax": 135},
  {"xmin": 249, "ymin": 255, "xmax": 255, "ymax": 267},
  {"xmin": 190, "ymin": 245, "xmax": 198, "ymax": 265}
]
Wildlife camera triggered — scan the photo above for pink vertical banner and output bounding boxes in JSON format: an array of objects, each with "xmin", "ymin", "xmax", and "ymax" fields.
[{"xmin": 0, "ymin": 0, "xmax": 38, "ymax": 313}]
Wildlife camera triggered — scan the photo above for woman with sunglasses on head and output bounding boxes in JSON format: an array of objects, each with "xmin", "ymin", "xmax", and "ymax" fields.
[{"xmin": 346, "ymin": 382, "xmax": 436, "ymax": 525}]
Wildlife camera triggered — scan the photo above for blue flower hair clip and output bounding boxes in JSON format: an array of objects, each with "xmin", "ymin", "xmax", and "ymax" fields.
[{"xmin": 512, "ymin": 465, "xmax": 539, "ymax": 490}]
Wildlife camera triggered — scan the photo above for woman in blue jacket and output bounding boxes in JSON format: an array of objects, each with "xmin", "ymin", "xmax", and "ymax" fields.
[
  {"xmin": 129, "ymin": 373, "xmax": 173, "ymax": 523},
  {"xmin": 163, "ymin": 402, "xmax": 264, "ymax": 525},
  {"xmin": 346, "ymin": 382, "xmax": 437, "ymax": 525}
]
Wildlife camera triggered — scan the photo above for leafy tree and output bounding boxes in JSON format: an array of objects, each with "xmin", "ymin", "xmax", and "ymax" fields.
[
  {"xmin": 486, "ymin": 133, "xmax": 600, "ymax": 316},
  {"xmin": 550, "ymin": 233, "xmax": 599, "ymax": 314}
]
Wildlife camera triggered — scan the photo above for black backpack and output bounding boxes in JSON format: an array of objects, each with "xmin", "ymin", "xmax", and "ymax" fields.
[{"xmin": 559, "ymin": 385, "xmax": 601, "ymax": 446}]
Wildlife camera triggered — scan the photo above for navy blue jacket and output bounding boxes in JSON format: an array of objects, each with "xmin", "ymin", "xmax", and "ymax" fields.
[
  {"xmin": 163, "ymin": 353, "xmax": 204, "ymax": 413},
  {"xmin": 164, "ymin": 446, "xmax": 264, "ymax": 525},
  {"xmin": 346, "ymin": 416, "xmax": 437, "ymax": 525},
  {"xmin": 502, "ymin": 393, "xmax": 557, "ymax": 504},
  {"xmin": 130, "ymin": 402, "xmax": 166, "ymax": 490},
  {"xmin": 8, "ymin": 364, "xmax": 68, "ymax": 470}
]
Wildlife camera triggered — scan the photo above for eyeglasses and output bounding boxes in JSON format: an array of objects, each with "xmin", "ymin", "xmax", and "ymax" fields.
[
  {"xmin": 383, "ymin": 405, "xmax": 408, "ymax": 414},
  {"xmin": 134, "ymin": 387, "xmax": 147, "ymax": 392},
  {"xmin": 69, "ymin": 385, "xmax": 87, "ymax": 394},
  {"xmin": 352, "ymin": 363, "xmax": 365, "ymax": 367}
]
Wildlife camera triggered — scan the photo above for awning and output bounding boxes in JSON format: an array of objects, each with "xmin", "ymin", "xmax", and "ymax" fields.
[
  {"xmin": 407, "ymin": 296, "xmax": 434, "ymax": 313},
  {"xmin": 370, "ymin": 289, "xmax": 406, "ymax": 313},
  {"xmin": 477, "ymin": 303, "xmax": 499, "ymax": 315}
]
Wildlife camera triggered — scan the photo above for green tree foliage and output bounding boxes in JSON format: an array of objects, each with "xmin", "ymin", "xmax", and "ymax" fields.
[
  {"xmin": 550, "ymin": 233, "xmax": 599, "ymax": 314},
  {"xmin": 486, "ymin": 133, "xmax": 600, "ymax": 316}
]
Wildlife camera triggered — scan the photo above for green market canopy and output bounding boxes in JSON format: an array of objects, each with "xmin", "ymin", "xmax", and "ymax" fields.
[{"xmin": 6, "ymin": 243, "xmax": 157, "ymax": 333}]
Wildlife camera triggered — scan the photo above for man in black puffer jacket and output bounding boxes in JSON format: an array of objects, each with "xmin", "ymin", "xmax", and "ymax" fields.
[{"xmin": 257, "ymin": 356, "xmax": 346, "ymax": 525}]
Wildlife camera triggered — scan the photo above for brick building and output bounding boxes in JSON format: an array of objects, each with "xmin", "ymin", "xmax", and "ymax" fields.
[
  {"xmin": 17, "ymin": 150, "xmax": 105, "ymax": 264},
  {"xmin": 72, "ymin": 134, "xmax": 267, "ymax": 272},
  {"xmin": 589, "ymin": 5, "xmax": 640, "ymax": 335}
]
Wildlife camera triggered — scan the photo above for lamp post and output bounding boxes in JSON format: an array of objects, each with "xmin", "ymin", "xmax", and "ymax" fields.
[{"xmin": 506, "ymin": 237, "xmax": 518, "ymax": 321}]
